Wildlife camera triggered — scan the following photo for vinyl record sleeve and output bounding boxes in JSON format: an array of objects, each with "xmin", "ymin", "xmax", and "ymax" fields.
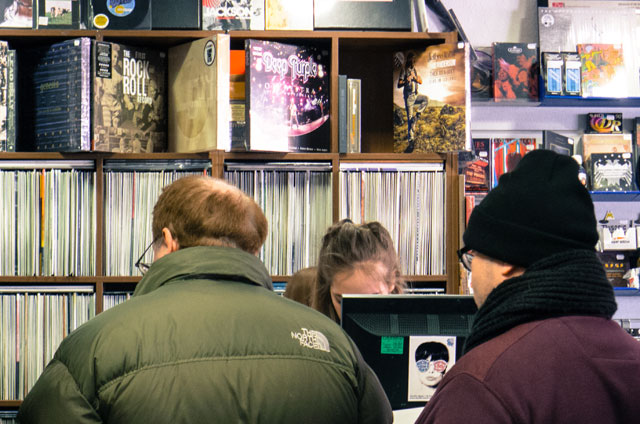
[
  {"xmin": 314, "ymin": 0, "xmax": 411, "ymax": 30},
  {"xmin": 89, "ymin": 0, "xmax": 150, "ymax": 29}
]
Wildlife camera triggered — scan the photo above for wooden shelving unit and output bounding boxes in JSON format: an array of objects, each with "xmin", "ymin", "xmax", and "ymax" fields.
[{"xmin": 0, "ymin": 28, "xmax": 463, "ymax": 408}]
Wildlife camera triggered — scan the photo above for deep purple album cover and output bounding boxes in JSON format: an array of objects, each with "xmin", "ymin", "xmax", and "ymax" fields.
[{"xmin": 244, "ymin": 39, "xmax": 330, "ymax": 152}]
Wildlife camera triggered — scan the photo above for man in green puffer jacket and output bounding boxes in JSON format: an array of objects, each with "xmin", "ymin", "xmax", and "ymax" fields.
[{"xmin": 18, "ymin": 176, "xmax": 392, "ymax": 424}]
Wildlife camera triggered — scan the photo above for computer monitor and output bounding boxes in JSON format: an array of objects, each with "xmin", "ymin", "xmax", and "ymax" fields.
[{"xmin": 341, "ymin": 294, "xmax": 477, "ymax": 411}]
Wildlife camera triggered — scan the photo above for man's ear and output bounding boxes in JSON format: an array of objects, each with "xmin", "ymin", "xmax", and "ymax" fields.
[
  {"xmin": 500, "ymin": 263, "xmax": 525, "ymax": 279},
  {"xmin": 161, "ymin": 227, "xmax": 179, "ymax": 253}
]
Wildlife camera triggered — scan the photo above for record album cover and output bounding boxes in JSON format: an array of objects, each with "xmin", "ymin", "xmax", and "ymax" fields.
[
  {"xmin": 0, "ymin": 0, "xmax": 34, "ymax": 27},
  {"xmin": 577, "ymin": 43, "xmax": 626, "ymax": 98},
  {"xmin": 152, "ymin": 0, "xmax": 200, "ymax": 29},
  {"xmin": 589, "ymin": 152, "xmax": 633, "ymax": 192},
  {"xmin": 491, "ymin": 138, "xmax": 537, "ymax": 188},
  {"xmin": 37, "ymin": 0, "xmax": 81, "ymax": 28},
  {"xmin": 492, "ymin": 42, "xmax": 539, "ymax": 102},
  {"xmin": 393, "ymin": 42, "xmax": 470, "ymax": 153},
  {"xmin": 265, "ymin": 0, "xmax": 312, "ymax": 30},
  {"xmin": 543, "ymin": 130, "xmax": 573, "ymax": 156},
  {"xmin": 88, "ymin": 0, "xmax": 150, "ymax": 29},
  {"xmin": 244, "ymin": 39, "xmax": 330, "ymax": 152},
  {"xmin": 203, "ymin": 0, "xmax": 264, "ymax": 30},
  {"xmin": 314, "ymin": 0, "xmax": 411, "ymax": 31},
  {"xmin": 92, "ymin": 40, "xmax": 167, "ymax": 152}
]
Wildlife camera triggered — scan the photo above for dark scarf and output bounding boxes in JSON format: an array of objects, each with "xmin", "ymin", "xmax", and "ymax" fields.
[{"xmin": 464, "ymin": 249, "xmax": 617, "ymax": 354}]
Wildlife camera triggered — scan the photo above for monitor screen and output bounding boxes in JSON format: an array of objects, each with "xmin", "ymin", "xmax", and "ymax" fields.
[{"xmin": 341, "ymin": 294, "xmax": 477, "ymax": 411}]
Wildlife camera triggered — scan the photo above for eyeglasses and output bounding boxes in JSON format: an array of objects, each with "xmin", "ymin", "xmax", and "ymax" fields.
[
  {"xmin": 457, "ymin": 247, "xmax": 474, "ymax": 272},
  {"xmin": 135, "ymin": 236, "xmax": 160, "ymax": 275},
  {"xmin": 416, "ymin": 359, "xmax": 448, "ymax": 373}
]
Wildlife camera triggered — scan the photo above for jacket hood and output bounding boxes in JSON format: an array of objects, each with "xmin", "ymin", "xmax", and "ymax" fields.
[{"xmin": 133, "ymin": 246, "xmax": 273, "ymax": 296}]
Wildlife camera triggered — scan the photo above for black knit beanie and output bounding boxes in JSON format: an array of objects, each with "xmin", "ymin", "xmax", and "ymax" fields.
[{"xmin": 463, "ymin": 149, "xmax": 599, "ymax": 267}]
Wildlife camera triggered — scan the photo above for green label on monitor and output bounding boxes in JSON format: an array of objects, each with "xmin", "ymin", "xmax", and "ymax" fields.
[{"xmin": 380, "ymin": 337, "xmax": 403, "ymax": 354}]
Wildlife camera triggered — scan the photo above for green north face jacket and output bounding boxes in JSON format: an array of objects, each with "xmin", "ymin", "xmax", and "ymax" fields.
[{"xmin": 18, "ymin": 246, "xmax": 392, "ymax": 423}]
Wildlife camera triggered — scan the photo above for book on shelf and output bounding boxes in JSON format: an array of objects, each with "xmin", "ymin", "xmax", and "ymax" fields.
[
  {"xmin": 543, "ymin": 130, "xmax": 574, "ymax": 156},
  {"xmin": 346, "ymin": 78, "xmax": 361, "ymax": 154},
  {"xmin": 243, "ymin": 39, "xmax": 330, "ymax": 153},
  {"xmin": 87, "ymin": 0, "xmax": 151, "ymax": 29},
  {"xmin": 36, "ymin": 0, "xmax": 82, "ymax": 28},
  {"xmin": 31, "ymin": 37, "xmax": 92, "ymax": 152},
  {"xmin": 577, "ymin": 43, "xmax": 626, "ymax": 98},
  {"xmin": 265, "ymin": 0, "xmax": 312, "ymax": 30},
  {"xmin": 491, "ymin": 137, "xmax": 537, "ymax": 188},
  {"xmin": 492, "ymin": 42, "xmax": 539, "ymax": 102},
  {"xmin": 92, "ymin": 40, "xmax": 168, "ymax": 153},
  {"xmin": 393, "ymin": 42, "xmax": 470, "ymax": 153},
  {"xmin": 203, "ymin": 0, "xmax": 264, "ymax": 30},
  {"xmin": 314, "ymin": 0, "xmax": 411, "ymax": 31},
  {"xmin": 168, "ymin": 35, "xmax": 231, "ymax": 153},
  {"xmin": 152, "ymin": 0, "xmax": 201, "ymax": 29}
]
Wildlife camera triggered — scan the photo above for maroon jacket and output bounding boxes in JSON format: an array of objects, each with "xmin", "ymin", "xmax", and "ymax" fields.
[{"xmin": 416, "ymin": 316, "xmax": 640, "ymax": 424}]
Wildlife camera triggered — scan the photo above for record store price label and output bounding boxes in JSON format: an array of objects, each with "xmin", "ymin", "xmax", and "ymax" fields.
[{"xmin": 108, "ymin": 0, "xmax": 136, "ymax": 17}]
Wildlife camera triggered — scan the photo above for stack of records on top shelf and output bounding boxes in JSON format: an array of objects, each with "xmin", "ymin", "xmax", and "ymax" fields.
[{"xmin": 25, "ymin": 37, "xmax": 168, "ymax": 152}]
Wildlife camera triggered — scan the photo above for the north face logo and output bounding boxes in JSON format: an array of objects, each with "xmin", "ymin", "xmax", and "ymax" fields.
[{"xmin": 291, "ymin": 328, "xmax": 330, "ymax": 352}]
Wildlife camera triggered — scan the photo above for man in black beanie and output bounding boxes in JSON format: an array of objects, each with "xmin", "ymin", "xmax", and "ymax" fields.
[{"xmin": 416, "ymin": 150, "xmax": 640, "ymax": 424}]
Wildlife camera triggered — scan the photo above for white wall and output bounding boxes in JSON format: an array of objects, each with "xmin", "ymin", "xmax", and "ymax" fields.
[{"xmin": 440, "ymin": 0, "xmax": 538, "ymax": 47}]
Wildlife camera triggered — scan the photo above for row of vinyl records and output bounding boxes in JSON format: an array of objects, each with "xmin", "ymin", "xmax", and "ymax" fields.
[
  {"xmin": 0, "ymin": 287, "xmax": 132, "ymax": 401},
  {"xmin": 0, "ymin": 160, "xmax": 446, "ymax": 277}
]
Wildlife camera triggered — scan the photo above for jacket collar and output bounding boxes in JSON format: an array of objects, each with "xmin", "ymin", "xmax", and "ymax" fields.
[{"xmin": 133, "ymin": 246, "xmax": 273, "ymax": 297}]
